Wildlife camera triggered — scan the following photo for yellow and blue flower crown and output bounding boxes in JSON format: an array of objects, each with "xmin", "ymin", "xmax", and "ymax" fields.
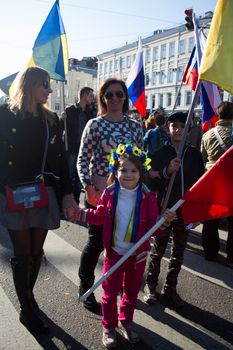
[{"xmin": 108, "ymin": 144, "xmax": 152, "ymax": 173}]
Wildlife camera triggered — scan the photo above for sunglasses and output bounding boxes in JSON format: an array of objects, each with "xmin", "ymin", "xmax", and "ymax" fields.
[
  {"xmin": 42, "ymin": 81, "xmax": 51, "ymax": 89},
  {"xmin": 104, "ymin": 90, "xmax": 124, "ymax": 100}
]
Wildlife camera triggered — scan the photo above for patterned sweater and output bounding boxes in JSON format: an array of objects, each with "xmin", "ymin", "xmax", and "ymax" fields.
[{"xmin": 77, "ymin": 115, "xmax": 144, "ymax": 189}]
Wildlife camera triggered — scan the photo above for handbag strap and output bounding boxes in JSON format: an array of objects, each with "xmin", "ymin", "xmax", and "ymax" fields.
[
  {"xmin": 40, "ymin": 119, "xmax": 49, "ymax": 179},
  {"xmin": 126, "ymin": 115, "xmax": 136, "ymax": 145}
]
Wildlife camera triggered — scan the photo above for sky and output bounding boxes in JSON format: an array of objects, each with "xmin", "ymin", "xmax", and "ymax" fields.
[{"xmin": 0, "ymin": 0, "xmax": 217, "ymax": 81}]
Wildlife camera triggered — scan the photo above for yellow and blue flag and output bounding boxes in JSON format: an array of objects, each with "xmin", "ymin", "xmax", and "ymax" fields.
[
  {"xmin": 199, "ymin": 0, "xmax": 233, "ymax": 95},
  {"xmin": 27, "ymin": 0, "xmax": 68, "ymax": 81}
]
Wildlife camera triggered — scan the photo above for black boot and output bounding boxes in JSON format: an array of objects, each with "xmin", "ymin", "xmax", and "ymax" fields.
[
  {"xmin": 29, "ymin": 251, "xmax": 44, "ymax": 313},
  {"xmin": 79, "ymin": 276, "xmax": 98, "ymax": 310},
  {"xmin": 10, "ymin": 256, "xmax": 49, "ymax": 334}
]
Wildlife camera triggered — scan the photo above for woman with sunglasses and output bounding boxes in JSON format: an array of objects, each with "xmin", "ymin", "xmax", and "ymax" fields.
[
  {"xmin": 0, "ymin": 66, "xmax": 78, "ymax": 334},
  {"xmin": 77, "ymin": 78, "xmax": 144, "ymax": 310}
]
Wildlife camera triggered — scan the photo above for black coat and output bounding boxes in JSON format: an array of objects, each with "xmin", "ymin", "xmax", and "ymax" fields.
[
  {"xmin": 0, "ymin": 104, "xmax": 72, "ymax": 202},
  {"xmin": 147, "ymin": 143, "xmax": 205, "ymax": 208}
]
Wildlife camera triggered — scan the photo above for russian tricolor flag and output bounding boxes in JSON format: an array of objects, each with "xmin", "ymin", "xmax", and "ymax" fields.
[
  {"xmin": 126, "ymin": 38, "xmax": 146, "ymax": 117},
  {"xmin": 182, "ymin": 46, "xmax": 198, "ymax": 91},
  {"xmin": 183, "ymin": 18, "xmax": 221, "ymax": 132}
]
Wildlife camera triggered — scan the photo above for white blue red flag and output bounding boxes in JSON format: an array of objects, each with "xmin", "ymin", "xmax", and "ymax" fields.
[
  {"xmin": 126, "ymin": 38, "xmax": 146, "ymax": 117},
  {"xmin": 182, "ymin": 46, "xmax": 198, "ymax": 91}
]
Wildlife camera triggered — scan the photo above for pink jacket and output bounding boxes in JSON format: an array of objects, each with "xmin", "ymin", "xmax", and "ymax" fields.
[{"xmin": 80, "ymin": 183, "xmax": 159, "ymax": 255}]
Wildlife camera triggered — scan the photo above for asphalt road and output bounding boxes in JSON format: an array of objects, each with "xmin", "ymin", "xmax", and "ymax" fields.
[{"xmin": 0, "ymin": 219, "xmax": 233, "ymax": 350}]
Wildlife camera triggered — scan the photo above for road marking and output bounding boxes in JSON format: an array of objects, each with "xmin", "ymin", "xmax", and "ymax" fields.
[{"xmin": 0, "ymin": 285, "xmax": 43, "ymax": 350}]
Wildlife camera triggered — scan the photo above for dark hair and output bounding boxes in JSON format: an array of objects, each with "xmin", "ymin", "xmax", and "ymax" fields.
[
  {"xmin": 107, "ymin": 153, "xmax": 144, "ymax": 185},
  {"xmin": 97, "ymin": 78, "xmax": 129, "ymax": 115},
  {"xmin": 216, "ymin": 101, "xmax": 233, "ymax": 120},
  {"xmin": 80, "ymin": 87, "xmax": 93, "ymax": 99}
]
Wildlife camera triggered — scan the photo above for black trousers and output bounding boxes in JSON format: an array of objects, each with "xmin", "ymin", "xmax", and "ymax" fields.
[
  {"xmin": 202, "ymin": 216, "xmax": 233, "ymax": 260},
  {"xmin": 78, "ymin": 202, "xmax": 103, "ymax": 289},
  {"xmin": 146, "ymin": 214, "xmax": 188, "ymax": 292}
]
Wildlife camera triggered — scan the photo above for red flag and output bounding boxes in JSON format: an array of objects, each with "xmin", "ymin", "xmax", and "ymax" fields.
[{"xmin": 181, "ymin": 147, "xmax": 233, "ymax": 224}]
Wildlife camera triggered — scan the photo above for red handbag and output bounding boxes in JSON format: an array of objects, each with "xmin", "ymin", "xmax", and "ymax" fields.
[{"xmin": 5, "ymin": 181, "xmax": 48, "ymax": 212}]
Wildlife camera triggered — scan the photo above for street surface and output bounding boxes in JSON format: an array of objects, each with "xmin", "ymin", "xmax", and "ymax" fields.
[{"xmin": 0, "ymin": 218, "xmax": 233, "ymax": 350}]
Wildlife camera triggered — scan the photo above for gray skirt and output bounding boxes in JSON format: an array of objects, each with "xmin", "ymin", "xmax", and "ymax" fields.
[{"xmin": 0, "ymin": 186, "xmax": 60, "ymax": 230}]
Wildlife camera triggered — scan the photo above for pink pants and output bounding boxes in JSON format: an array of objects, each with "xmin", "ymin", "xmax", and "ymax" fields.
[{"xmin": 102, "ymin": 248, "xmax": 146, "ymax": 329}]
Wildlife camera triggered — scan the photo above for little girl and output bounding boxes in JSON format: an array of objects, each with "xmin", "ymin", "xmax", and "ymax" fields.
[{"xmin": 77, "ymin": 144, "xmax": 175, "ymax": 349}]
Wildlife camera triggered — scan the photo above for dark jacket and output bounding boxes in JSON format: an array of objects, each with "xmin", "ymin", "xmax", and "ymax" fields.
[
  {"xmin": 147, "ymin": 143, "xmax": 205, "ymax": 208},
  {"xmin": 61, "ymin": 103, "xmax": 94, "ymax": 154},
  {"xmin": 0, "ymin": 104, "xmax": 72, "ymax": 202}
]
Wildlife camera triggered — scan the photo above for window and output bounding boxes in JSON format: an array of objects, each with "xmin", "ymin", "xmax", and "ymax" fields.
[
  {"xmin": 145, "ymin": 73, "xmax": 150, "ymax": 86},
  {"xmin": 151, "ymin": 94, "xmax": 155, "ymax": 109},
  {"xmin": 177, "ymin": 66, "xmax": 184, "ymax": 82},
  {"xmin": 121, "ymin": 57, "xmax": 126, "ymax": 69},
  {"xmin": 178, "ymin": 39, "xmax": 185, "ymax": 55},
  {"xmin": 153, "ymin": 47, "xmax": 158, "ymax": 61},
  {"xmin": 104, "ymin": 62, "xmax": 108, "ymax": 74},
  {"xmin": 159, "ymin": 94, "xmax": 163, "ymax": 107},
  {"xmin": 126, "ymin": 56, "xmax": 131, "ymax": 68},
  {"xmin": 152, "ymin": 71, "xmax": 156, "ymax": 85},
  {"xmin": 109, "ymin": 61, "xmax": 113, "ymax": 73},
  {"xmin": 159, "ymin": 70, "xmax": 165, "ymax": 84},
  {"xmin": 176, "ymin": 92, "xmax": 181, "ymax": 106},
  {"xmin": 167, "ymin": 68, "xmax": 174, "ymax": 83},
  {"xmin": 76, "ymin": 79, "xmax": 80, "ymax": 90},
  {"xmin": 167, "ymin": 93, "xmax": 172, "ymax": 106},
  {"xmin": 185, "ymin": 91, "xmax": 192, "ymax": 105},
  {"xmin": 161, "ymin": 44, "xmax": 167, "ymax": 59},
  {"xmin": 169, "ymin": 42, "xmax": 175, "ymax": 57},
  {"xmin": 188, "ymin": 37, "xmax": 194, "ymax": 53},
  {"xmin": 146, "ymin": 48, "xmax": 151, "ymax": 64},
  {"xmin": 114, "ymin": 59, "xmax": 119, "ymax": 71},
  {"xmin": 99, "ymin": 63, "xmax": 103, "ymax": 75},
  {"xmin": 55, "ymin": 103, "xmax": 60, "ymax": 111}
]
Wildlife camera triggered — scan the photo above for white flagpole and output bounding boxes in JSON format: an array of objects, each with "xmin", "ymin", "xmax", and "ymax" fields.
[{"xmin": 79, "ymin": 199, "xmax": 184, "ymax": 302}]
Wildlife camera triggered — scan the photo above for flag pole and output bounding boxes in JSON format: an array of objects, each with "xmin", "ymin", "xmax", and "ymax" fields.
[
  {"xmin": 161, "ymin": 80, "xmax": 200, "ymax": 213},
  {"xmin": 172, "ymin": 80, "xmax": 183, "ymax": 113},
  {"xmin": 79, "ymin": 199, "xmax": 184, "ymax": 302},
  {"xmin": 60, "ymin": 81, "xmax": 68, "ymax": 151}
]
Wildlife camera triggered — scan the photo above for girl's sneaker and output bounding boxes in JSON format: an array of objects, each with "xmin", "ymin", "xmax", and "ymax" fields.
[
  {"xmin": 102, "ymin": 327, "xmax": 117, "ymax": 348},
  {"xmin": 119, "ymin": 320, "xmax": 140, "ymax": 344}
]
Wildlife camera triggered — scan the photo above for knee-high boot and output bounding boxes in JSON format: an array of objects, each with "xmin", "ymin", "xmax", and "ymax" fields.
[
  {"xmin": 29, "ymin": 251, "xmax": 44, "ymax": 312},
  {"xmin": 10, "ymin": 256, "xmax": 49, "ymax": 334}
]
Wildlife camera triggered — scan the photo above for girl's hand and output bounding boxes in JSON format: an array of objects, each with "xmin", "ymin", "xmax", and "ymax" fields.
[
  {"xmin": 85, "ymin": 185, "xmax": 101, "ymax": 207},
  {"xmin": 62, "ymin": 194, "xmax": 80, "ymax": 222}
]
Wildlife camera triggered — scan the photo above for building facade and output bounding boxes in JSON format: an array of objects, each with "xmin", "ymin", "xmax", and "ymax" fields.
[
  {"xmin": 96, "ymin": 11, "xmax": 229, "ymax": 117},
  {"xmin": 49, "ymin": 57, "xmax": 97, "ymax": 114}
]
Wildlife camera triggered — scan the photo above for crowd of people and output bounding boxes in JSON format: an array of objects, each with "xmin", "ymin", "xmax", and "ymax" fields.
[{"xmin": 0, "ymin": 67, "xmax": 232, "ymax": 348}]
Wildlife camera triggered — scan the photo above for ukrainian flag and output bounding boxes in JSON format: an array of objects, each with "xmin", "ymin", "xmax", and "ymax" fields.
[{"xmin": 27, "ymin": 0, "xmax": 68, "ymax": 81}]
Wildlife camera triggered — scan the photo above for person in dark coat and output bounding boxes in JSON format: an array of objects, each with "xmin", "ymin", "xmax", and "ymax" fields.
[
  {"xmin": 144, "ymin": 112, "xmax": 205, "ymax": 308},
  {"xmin": 0, "ymin": 66, "xmax": 78, "ymax": 334},
  {"xmin": 61, "ymin": 87, "xmax": 95, "ymax": 204}
]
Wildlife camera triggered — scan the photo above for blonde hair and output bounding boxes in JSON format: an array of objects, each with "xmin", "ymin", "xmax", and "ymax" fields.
[{"xmin": 8, "ymin": 66, "xmax": 55, "ymax": 125}]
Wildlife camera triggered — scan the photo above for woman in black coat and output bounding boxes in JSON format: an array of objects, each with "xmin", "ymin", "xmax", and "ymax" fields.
[{"xmin": 0, "ymin": 66, "xmax": 78, "ymax": 334}]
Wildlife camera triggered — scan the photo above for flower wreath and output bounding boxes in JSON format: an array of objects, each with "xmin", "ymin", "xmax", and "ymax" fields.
[{"xmin": 108, "ymin": 143, "xmax": 152, "ymax": 173}]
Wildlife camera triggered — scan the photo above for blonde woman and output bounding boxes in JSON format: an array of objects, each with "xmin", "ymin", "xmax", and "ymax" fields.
[{"xmin": 0, "ymin": 67, "xmax": 78, "ymax": 334}]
